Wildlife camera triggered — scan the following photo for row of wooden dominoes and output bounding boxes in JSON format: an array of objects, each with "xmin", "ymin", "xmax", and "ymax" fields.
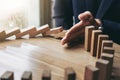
[
  {"xmin": 0, "ymin": 68, "xmax": 76, "ymax": 80},
  {"xmin": 0, "ymin": 24, "xmax": 66, "ymax": 41},
  {"xmin": 84, "ymin": 26, "xmax": 114, "ymax": 58},
  {"xmin": 84, "ymin": 26, "xmax": 115, "ymax": 80}
]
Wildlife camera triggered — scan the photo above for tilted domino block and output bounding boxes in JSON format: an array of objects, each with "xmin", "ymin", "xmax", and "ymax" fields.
[
  {"xmin": 101, "ymin": 53, "xmax": 114, "ymax": 80},
  {"xmin": 85, "ymin": 26, "xmax": 95, "ymax": 51},
  {"xmin": 96, "ymin": 59, "xmax": 110, "ymax": 80},
  {"xmin": 6, "ymin": 27, "xmax": 20, "ymax": 38},
  {"xmin": 90, "ymin": 30, "xmax": 102, "ymax": 57},
  {"xmin": 64, "ymin": 67, "xmax": 76, "ymax": 80},
  {"xmin": 16, "ymin": 26, "xmax": 36, "ymax": 39},
  {"xmin": 21, "ymin": 71, "xmax": 32, "ymax": 80},
  {"xmin": 0, "ymin": 30, "xmax": 6, "ymax": 41},
  {"xmin": 42, "ymin": 70, "xmax": 51, "ymax": 80},
  {"xmin": 53, "ymin": 30, "xmax": 67, "ymax": 39},
  {"xmin": 84, "ymin": 65, "xmax": 99, "ymax": 80},
  {"xmin": 43, "ymin": 27, "xmax": 63, "ymax": 36},
  {"xmin": 103, "ymin": 47, "xmax": 115, "ymax": 54},
  {"xmin": 0, "ymin": 71, "xmax": 14, "ymax": 80},
  {"xmin": 30, "ymin": 24, "xmax": 50, "ymax": 38},
  {"xmin": 96, "ymin": 35, "xmax": 109, "ymax": 58}
]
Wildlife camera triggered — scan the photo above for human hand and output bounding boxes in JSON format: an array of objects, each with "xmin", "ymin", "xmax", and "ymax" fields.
[{"xmin": 61, "ymin": 11, "xmax": 101, "ymax": 45}]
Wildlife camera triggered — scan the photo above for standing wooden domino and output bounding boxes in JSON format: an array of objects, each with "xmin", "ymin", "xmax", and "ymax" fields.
[
  {"xmin": 42, "ymin": 70, "xmax": 51, "ymax": 80},
  {"xmin": 21, "ymin": 71, "xmax": 32, "ymax": 80},
  {"xmin": 85, "ymin": 26, "xmax": 95, "ymax": 51},
  {"xmin": 6, "ymin": 27, "xmax": 20, "ymax": 38},
  {"xmin": 96, "ymin": 59, "xmax": 110, "ymax": 80},
  {"xmin": 30, "ymin": 24, "xmax": 50, "ymax": 38},
  {"xmin": 64, "ymin": 67, "xmax": 76, "ymax": 80},
  {"xmin": 101, "ymin": 40, "xmax": 113, "ymax": 53},
  {"xmin": 0, "ymin": 71, "xmax": 14, "ymax": 80},
  {"xmin": 0, "ymin": 30, "xmax": 6, "ymax": 41},
  {"xmin": 84, "ymin": 65, "xmax": 99, "ymax": 80},
  {"xmin": 101, "ymin": 53, "xmax": 114, "ymax": 80},
  {"xmin": 16, "ymin": 26, "xmax": 36, "ymax": 39},
  {"xmin": 90, "ymin": 30, "xmax": 102, "ymax": 57},
  {"xmin": 103, "ymin": 47, "xmax": 115, "ymax": 54},
  {"xmin": 96, "ymin": 35, "xmax": 109, "ymax": 58}
]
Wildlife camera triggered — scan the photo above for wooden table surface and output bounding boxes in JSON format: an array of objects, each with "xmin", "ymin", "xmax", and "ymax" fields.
[{"xmin": 0, "ymin": 37, "xmax": 119, "ymax": 80}]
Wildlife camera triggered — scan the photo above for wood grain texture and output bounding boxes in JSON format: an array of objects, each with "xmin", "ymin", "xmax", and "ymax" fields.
[{"xmin": 0, "ymin": 38, "xmax": 119, "ymax": 80}]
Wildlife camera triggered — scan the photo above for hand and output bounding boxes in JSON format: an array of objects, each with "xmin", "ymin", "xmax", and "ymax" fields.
[{"xmin": 61, "ymin": 11, "xmax": 102, "ymax": 45}]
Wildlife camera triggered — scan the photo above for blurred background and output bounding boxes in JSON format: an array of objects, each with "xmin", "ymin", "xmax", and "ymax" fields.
[{"xmin": 0, "ymin": 0, "xmax": 54, "ymax": 30}]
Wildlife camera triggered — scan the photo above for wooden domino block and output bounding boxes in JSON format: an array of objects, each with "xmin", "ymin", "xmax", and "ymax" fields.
[
  {"xmin": 96, "ymin": 59, "xmax": 110, "ymax": 80},
  {"xmin": 42, "ymin": 70, "xmax": 51, "ymax": 80},
  {"xmin": 90, "ymin": 30, "xmax": 102, "ymax": 57},
  {"xmin": 103, "ymin": 47, "xmax": 115, "ymax": 54},
  {"xmin": 101, "ymin": 40, "xmax": 113, "ymax": 51},
  {"xmin": 21, "ymin": 71, "xmax": 32, "ymax": 80},
  {"xmin": 6, "ymin": 27, "xmax": 20, "ymax": 38},
  {"xmin": 53, "ymin": 30, "xmax": 67, "ymax": 39},
  {"xmin": 101, "ymin": 53, "xmax": 114, "ymax": 80},
  {"xmin": 16, "ymin": 26, "xmax": 36, "ymax": 39},
  {"xmin": 44, "ymin": 27, "xmax": 63, "ymax": 36},
  {"xmin": 0, "ymin": 71, "xmax": 14, "ymax": 80},
  {"xmin": 30, "ymin": 24, "xmax": 50, "ymax": 38},
  {"xmin": 85, "ymin": 26, "xmax": 95, "ymax": 51},
  {"xmin": 0, "ymin": 30, "xmax": 6, "ymax": 41},
  {"xmin": 65, "ymin": 67, "xmax": 76, "ymax": 80},
  {"xmin": 84, "ymin": 65, "xmax": 99, "ymax": 80},
  {"xmin": 96, "ymin": 35, "xmax": 109, "ymax": 58}
]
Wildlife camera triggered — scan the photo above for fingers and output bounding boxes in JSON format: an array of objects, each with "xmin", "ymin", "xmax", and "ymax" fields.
[
  {"xmin": 61, "ymin": 28, "xmax": 85, "ymax": 45},
  {"xmin": 78, "ymin": 11, "xmax": 94, "ymax": 21},
  {"xmin": 66, "ymin": 21, "xmax": 84, "ymax": 37}
]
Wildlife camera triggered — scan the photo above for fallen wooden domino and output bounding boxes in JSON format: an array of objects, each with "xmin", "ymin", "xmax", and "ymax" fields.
[
  {"xmin": 16, "ymin": 26, "xmax": 36, "ymax": 39},
  {"xmin": 0, "ymin": 30, "xmax": 6, "ymax": 41},
  {"xmin": 85, "ymin": 26, "xmax": 95, "ymax": 51},
  {"xmin": 101, "ymin": 53, "xmax": 114, "ymax": 80},
  {"xmin": 96, "ymin": 59, "xmax": 110, "ymax": 80},
  {"xmin": 30, "ymin": 24, "xmax": 50, "ymax": 38},
  {"xmin": 65, "ymin": 67, "xmax": 76, "ymax": 80},
  {"xmin": 42, "ymin": 70, "xmax": 51, "ymax": 80},
  {"xmin": 96, "ymin": 35, "xmax": 109, "ymax": 58},
  {"xmin": 84, "ymin": 65, "xmax": 99, "ymax": 80},
  {"xmin": 0, "ymin": 71, "xmax": 14, "ymax": 80},
  {"xmin": 103, "ymin": 47, "xmax": 115, "ymax": 54},
  {"xmin": 53, "ymin": 30, "xmax": 67, "ymax": 39},
  {"xmin": 90, "ymin": 30, "xmax": 102, "ymax": 57},
  {"xmin": 43, "ymin": 27, "xmax": 63, "ymax": 36},
  {"xmin": 21, "ymin": 71, "xmax": 32, "ymax": 80},
  {"xmin": 6, "ymin": 27, "xmax": 20, "ymax": 38}
]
